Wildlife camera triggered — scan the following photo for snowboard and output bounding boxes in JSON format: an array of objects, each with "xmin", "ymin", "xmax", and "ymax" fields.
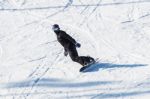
[{"xmin": 80, "ymin": 58, "xmax": 99, "ymax": 72}]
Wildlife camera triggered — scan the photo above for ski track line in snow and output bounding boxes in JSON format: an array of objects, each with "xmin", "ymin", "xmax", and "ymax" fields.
[
  {"xmin": 4, "ymin": 85, "xmax": 150, "ymax": 99},
  {"xmin": 18, "ymin": 49, "xmax": 63, "ymax": 98},
  {"xmin": 79, "ymin": 0, "xmax": 102, "ymax": 26},
  {"xmin": 18, "ymin": 6, "xmax": 68, "ymax": 28},
  {"xmin": 26, "ymin": 41, "xmax": 61, "ymax": 79},
  {"xmin": 0, "ymin": 1, "xmax": 150, "ymax": 11},
  {"xmin": 14, "ymin": 0, "xmax": 150, "ymax": 31},
  {"xmin": 2, "ymin": 26, "xmax": 101, "ymax": 98}
]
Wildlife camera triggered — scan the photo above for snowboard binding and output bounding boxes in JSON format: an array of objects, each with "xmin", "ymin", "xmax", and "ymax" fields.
[{"xmin": 83, "ymin": 56, "xmax": 96, "ymax": 66}]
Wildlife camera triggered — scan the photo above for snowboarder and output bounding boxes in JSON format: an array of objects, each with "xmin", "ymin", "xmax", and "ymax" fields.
[{"xmin": 52, "ymin": 24, "xmax": 95, "ymax": 66}]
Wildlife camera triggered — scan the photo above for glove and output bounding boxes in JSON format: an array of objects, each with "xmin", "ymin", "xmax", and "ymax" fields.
[
  {"xmin": 64, "ymin": 51, "xmax": 68, "ymax": 56},
  {"xmin": 75, "ymin": 43, "xmax": 81, "ymax": 48}
]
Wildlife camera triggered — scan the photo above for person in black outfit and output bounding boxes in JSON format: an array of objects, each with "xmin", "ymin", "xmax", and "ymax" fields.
[{"xmin": 52, "ymin": 24, "xmax": 95, "ymax": 66}]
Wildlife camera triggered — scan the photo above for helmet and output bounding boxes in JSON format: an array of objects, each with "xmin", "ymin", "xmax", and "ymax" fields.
[{"xmin": 52, "ymin": 24, "xmax": 60, "ymax": 31}]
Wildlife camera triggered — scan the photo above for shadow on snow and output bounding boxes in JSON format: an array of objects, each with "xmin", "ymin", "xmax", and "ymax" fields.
[
  {"xmin": 65, "ymin": 90, "xmax": 150, "ymax": 99},
  {"xmin": 81, "ymin": 62, "xmax": 148, "ymax": 73},
  {"xmin": 2, "ymin": 63, "xmax": 147, "ymax": 89},
  {"xmin": 3, "ymin": 78, "xmax": 120, "ymax": 89},
  {"xmin": 0, "ymin": 63, "xmax": 149, "ymax": 98}
]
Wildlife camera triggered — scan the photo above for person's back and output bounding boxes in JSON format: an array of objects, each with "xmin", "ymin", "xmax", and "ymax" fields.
[{"xmin": 54, "ymin": 29, "xmax": 76, "ymax": 49}]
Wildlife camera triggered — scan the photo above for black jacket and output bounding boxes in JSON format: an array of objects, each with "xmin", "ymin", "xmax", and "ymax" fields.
[{"xmin": 54, "ymin": 30, "xmax": 77, "ymax": 48}]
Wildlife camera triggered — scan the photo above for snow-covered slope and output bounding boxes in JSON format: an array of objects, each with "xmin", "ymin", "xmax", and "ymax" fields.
[{"xmin": 0, "ymin": 0, "xmax": 150, "ymax": 99}]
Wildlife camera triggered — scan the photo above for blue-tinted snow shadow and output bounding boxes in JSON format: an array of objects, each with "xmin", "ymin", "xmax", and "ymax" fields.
[
  {"xmin": 3, "ymin": 78, "xmax": 120, "ymax": 89},
  {"xmin": 95, "ymin": 90, "xmax": 150, "ymax": 98},
  {"xmin": 65, "ymin": 90, "xmax": 150, "ymax": 99},
  {"xmin": 81, "ymin": 62, "xmax": 148, "ymax": 73}
]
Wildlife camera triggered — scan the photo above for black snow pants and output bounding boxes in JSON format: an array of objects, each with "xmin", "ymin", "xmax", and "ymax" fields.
[{"xmin": 65, "ymin": 44, "xmax": 95, "ymax": 66}]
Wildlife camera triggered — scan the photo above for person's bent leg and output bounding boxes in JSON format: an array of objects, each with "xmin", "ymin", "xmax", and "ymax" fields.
[
  {"xmin": 67, "ymin": 45, "xmax": 95, "ymax": 66},
  {"xmin": 68, "ymin": 45, "xmax": 85, "ymax": 66}
]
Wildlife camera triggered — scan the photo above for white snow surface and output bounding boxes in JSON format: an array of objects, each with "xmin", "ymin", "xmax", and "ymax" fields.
[{"xmin": 0, "ymin": 0, "xmax": 150, "ymax": 99}]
